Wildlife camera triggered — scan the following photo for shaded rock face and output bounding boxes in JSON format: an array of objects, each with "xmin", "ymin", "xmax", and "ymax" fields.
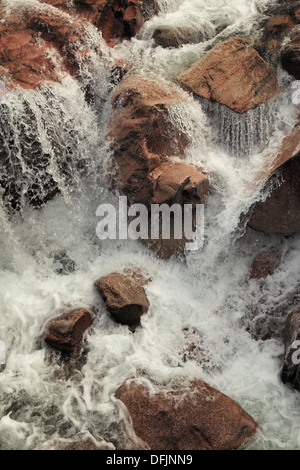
[
  {"xmin": 281, "ymin": 307, "xmax": 300, "ymax": 390},
  {"xmin": 178, "ymin": 37, "xmax": 281, "ymax": 114},
  {"xmin": 43, "ymin": 308, "xmax": 94, "ymax": 354},
  {"xmin": 249, "ymin": 249, "xmax": 282, "ymax": 280},
  {"xmin": 265, "ymin": 14, "xmax": 296, "ymax": 35},
  {"xmin": 98, "ymin": 0, "xmax": 144, "ymax": 47},
  {"xmin": 255, "ymin": 13, "xmax": 296, "ymax": 60},
  {"xmin": 253, "ymin": 116, "xmax": 300, "ymax": 186},
  {"xmin": 248, "ymin": 154, "xmax": 300, "ymax": 236},
  {"xmin": 281, "ymin": 31, "xmax": 300, "ymax": 79},
  {"xmin": 95, "ymin": 271, "xmax": 150, "ymax": 326},
  {"xmin": 116, "ymin": 379, "xmax": 258, "ymax": 450},
  {"xmin": 108, "ymin": 76, "xmax": 209, "ymax": 206}
]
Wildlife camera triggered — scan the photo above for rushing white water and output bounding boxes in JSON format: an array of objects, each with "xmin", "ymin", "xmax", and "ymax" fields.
[{"xmin": 0, "ymin": 0, "xmax": 300, "ymax": 450}]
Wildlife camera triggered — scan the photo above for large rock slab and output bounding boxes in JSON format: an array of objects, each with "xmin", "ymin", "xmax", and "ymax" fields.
[
  {"xmin": 178, "ymin": 37, "xmax": 281, "ymax": 114},
  {"xmin": 116, "ymin": 379, "xmax": 258, "ymax": 450}
]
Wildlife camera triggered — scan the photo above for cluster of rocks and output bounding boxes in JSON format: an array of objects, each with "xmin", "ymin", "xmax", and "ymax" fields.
[
  {"xmin": 1, "ymin": 0, "xmax": 300, "ymax": 243},
  {"xmin": 42, "ymin": 269, "xmax": 150, "ymax": 355},
  {"xmin": 41, "ymin": 268, "xmax": 258, "ymax": 450},
  {"xmin": 2, "ymin": 0, "xmax": 300, "ymax": 451}
]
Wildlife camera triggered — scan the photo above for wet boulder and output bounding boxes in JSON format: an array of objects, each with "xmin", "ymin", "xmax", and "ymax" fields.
[
  {"xmin": 0, "ymin": 6, "xmax": 93, "ymax": 91},
  {"xmin": 178, "ymin": 37, "xmax": 281, "ymax": 114},
  {"xmin": 108, "ymin": 76, "xmax": 209, "ymax": 205},
  {"xmin": 281, "ymin": 307, "xmax": 300, "ymax": 390},
  {"xmin": 107, "ymin": 75, "xmax": 209, "ymax": 258},
  {"xmin": 248, "ymin": 154, "xmax": 300, "ymax": 236},
  {"xmin": 248, "ymin": 115, "xmax": 300, "ymax": 236},
  {"xmin": 116, "ymin": 378, "xmax": 258, "ymax": 450},
  {"xmin": 95, "ymin": 271, "xmax": 150, "ymax": 327},
  {"xmin": 43, "ymin": 308, "xmax": 94, "ymax": 354},
  {"xmin": 249, "ymin": 249, "xmax": 282, "ymax": 280},
  {"xmin": 153, "ymin": 26, "xmax": 204, "ymax": 48},
  {"xmin": 43, "ymin": 0, "xmax": 159, "ymax": 46}
]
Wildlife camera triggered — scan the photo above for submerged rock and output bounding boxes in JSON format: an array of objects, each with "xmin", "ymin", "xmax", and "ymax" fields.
[
  {"xmin": 43, "ymin": 308, "xmax": 94, "ymax": 354},
  {"xmin": 178, "ymin": 37, "xmax": 281, "ymax": 114},
  {"xmin": 281, "ymin": 307, "xmax": 300, "ymax": 390},
  {"xmin": 153, "ymin": 26, "xmax": 204, "ymax": 48},
  {"xmin": 116, "ymin": 378, "xmax": 258, "ymax": 450},
  {"xmin": 95, "ymin": 271, "xmax": 149, "ymax": 327},
  {"xmin": 60, "ymin": 438, "xmax": 100, "ymax": 450},
  {"xmin": 249, "ymin": 249, "xmax": 282, "ymax": 280}
]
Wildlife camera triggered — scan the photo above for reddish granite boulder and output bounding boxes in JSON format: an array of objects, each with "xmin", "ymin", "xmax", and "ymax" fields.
[
  {"xmin": 0, "ymin": 8, "xmax": 90, "ymax": 90},
  {"xmin": 108, "ymin": 75, "xmax": 209, "ymax": 206},
  {"xmin": 178, "ymin": 37, "xmax": 281, "ymax": 114},
  {"xmin": 249, "ymin": 249, "xmax": 282, "ymax": 279},
  {"xmin": 44, "ymin": 0, "xmax": 159, "ymax": 46},
  {"xmin": 43, "ymin": 308, "xmax": 94, "ymax": 354},
  {"xmin": 95, "ymin": 271, "xmax": 150, "ymax": 326},
  {"xmin": 150, "ymin": 161, "xmax": 209, "ymax": 205},
  {"xmin": 281, "ymin": 307, "xmax": 300, "ymax": 390},
  {"xmin": 0, "ymin": 27, "xmax": 66, "ymax": 90},
  {"xmin": 107, "ymin": 75, "xmax": 209, "ymax": 258},
  {"xmin": 116, "ymin": 379, "xmax": 258, "ymax": 450},
  {"xmin": 248, "ymin": 154, "xmax": 300, "ymax": 236}
]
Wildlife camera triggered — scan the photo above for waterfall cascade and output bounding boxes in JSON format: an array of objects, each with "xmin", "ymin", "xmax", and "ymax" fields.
[{"xmin": 0, "ymin": 0, "xmax": 300, "ymax": 450}]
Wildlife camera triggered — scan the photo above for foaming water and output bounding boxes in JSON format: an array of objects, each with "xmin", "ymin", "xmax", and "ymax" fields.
[{"xmin": 0, "ymin": 0, "xmax": 300, "ymax": 451}]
